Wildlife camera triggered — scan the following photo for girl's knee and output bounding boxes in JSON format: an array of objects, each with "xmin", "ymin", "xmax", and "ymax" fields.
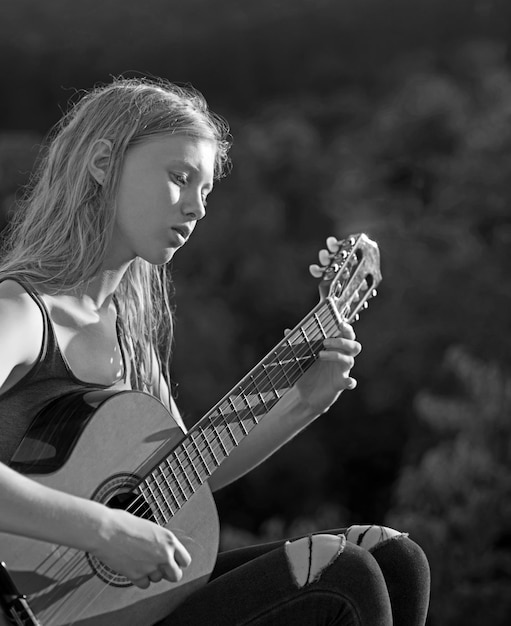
[
  {"xmin": 284, "ymin": 533, "xmax": 346, "ymax": 587},
  {"xmin": 284, "ymin": 533, "xmax": 392, "ymax": 591},
  {"xmin": 345, "ymin": 524, "xmax": 408, "ymax": 551},
  {"xmin": 371, "ymin": 532, "xmax": 431, "ymax": 583},
  {"xmin": 344, "ymin": 525, "xmax": 429, "ymax": 584}
]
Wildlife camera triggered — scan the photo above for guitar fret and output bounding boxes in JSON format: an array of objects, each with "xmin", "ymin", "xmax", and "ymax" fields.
[
  {"xmin": 227, "ymin": 396, "xmax": 249, "ymax": 435},
  {"xmin": 174, "ymin": 450, "xmax": 196, "ymax": 497},
  {"xmin": 274, "ymin": 350, "xmax": 293, "ymax": 387},
  {"xmin": 154, "ymin": 464, "xmax": 178, "ymax": 516},
  {"xmin": 285, "ymin": 338, "xmax": 305, "ymax": 373},
  {"xmin": 299, "ymin": 325, "xmax": 315, "ymax": 355},
  {"xmin": 156, "ymin": 463, "xmax": 180, "ymax": 513},
  {"xmin": 144, "ymin": 474, "xmax": 167, "ymax": 524},
  {"xmin": 262, "ymin": 363, "xmax": 281, "ymax": 399},
  {"xmin": 150, "ymin": 471, "xmax": 171, "ymax": 519},
  {"xmin": 239, "ymin": 388, "xmax": 259, "ymax": 425},
  {"xmin": 326, "ymin": 296, "xmax": 345, "ymax": 327},
  {"xmin": 164, "ymin": 458, "xmax": 187, "ymax": 505},
  {"xmin": 138, "ymin": 483, "xmax": 158, "ymax": 522},
  {"xmin": 314, "ymin": 312, "xmax": 327, "ymax": 338},
  {"xmin": 150, "ymin": 469, "xmax": 172, "ymax": 513},
  {"xmin": 317, "ymin": 307, "xmax": 335, "ymax": 336},
  {"xmin": 210, "ymin": 412, "xmax": 229, "ymax": 458},
  {"xmin": 189, "ymin": 429, "xmax": 212, "ymax": 476},
  {"xmin": 199, "ymin": 423, "xmax": 220, "ymax": 467},
  {"xmin": 218, "ymin": 404, "xmax": 240, "ymax": 445},
  {"xmin": 182, "ymin": 443, "xmax": 203, "ymax": 486},
  {"xmin": 250, "ymin": 374, "xmax": 269, "ymax": 409}
]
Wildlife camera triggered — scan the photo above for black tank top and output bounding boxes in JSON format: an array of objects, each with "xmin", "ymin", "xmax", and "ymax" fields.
[{"xmin": 0, "ymin": 278, "xmax": 125, "ymax": 464}]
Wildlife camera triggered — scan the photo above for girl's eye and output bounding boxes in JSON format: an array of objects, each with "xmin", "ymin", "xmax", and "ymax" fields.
[{"xmin": 171, "ymin": 172, "xmax": 187, "ymax": 186}]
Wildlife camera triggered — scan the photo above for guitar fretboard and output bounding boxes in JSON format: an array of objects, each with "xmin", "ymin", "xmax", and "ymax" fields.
[{"xmin": 138, "ymin": 297, "xmax": 342, "ymax": 524}]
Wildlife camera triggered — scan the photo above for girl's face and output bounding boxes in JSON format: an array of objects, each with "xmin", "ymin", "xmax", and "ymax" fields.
[{"xmin": 107, "ymin": 133, "xmax": 216, "ymax": 267}]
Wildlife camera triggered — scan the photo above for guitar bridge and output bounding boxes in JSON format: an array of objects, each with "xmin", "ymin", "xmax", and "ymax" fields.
[{"xmin": 0, "ymin": 561, "xmax": 41, "ymax": 625}]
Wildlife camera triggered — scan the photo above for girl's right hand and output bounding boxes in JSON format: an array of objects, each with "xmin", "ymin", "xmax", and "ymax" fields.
[{"xmin": 91, "ymin": 507, "xmax": 192, "ymax": 589}]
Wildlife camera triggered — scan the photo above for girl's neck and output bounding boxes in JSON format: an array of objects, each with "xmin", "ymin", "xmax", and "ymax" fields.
[{"xmin": 47, "ymin": 266, "xmax": 129, "ymax": 314}]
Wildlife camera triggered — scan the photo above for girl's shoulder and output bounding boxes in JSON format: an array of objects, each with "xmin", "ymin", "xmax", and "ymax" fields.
[
  {"xmin": 0, "ymin": 277, "xmax": 44, "ymax": 314},
  {"xmin": 0, "ymin": 277, "xmax": 37, "ymax": 308},
  {"xmin": 0, "ymin": 278, "xmax": 44, "ymax": 381}
]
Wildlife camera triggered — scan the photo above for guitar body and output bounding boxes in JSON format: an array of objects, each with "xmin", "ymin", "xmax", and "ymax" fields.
[{"xmin": 0, "ymin": 389, "xmax": 219, "ymax": 626}]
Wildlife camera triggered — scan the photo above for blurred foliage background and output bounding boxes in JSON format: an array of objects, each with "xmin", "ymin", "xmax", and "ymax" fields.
[{"xmin": 1, "ymin": 1, "xmax": 511, "ymax": 623}]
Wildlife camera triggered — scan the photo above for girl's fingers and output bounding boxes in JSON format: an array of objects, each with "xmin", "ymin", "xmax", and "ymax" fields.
[
  {"xmin": 339, "ymin": 321, "xmax": 356, "ymax": 340},
  {"xmin": 323, "ymin": 337, "xmax": 361, "ymax": 356},
  {"xmin": 148, "ymin": 570, "xmax": 164, "ymax": 583},
  {"xmin": 159, "ymin": 560, "xmax": 182, "ymax": 582},
  {"xmin": 284, "ymin": 322, "xmax": 356, "ymax": 342},
  {"xmin": 318, "ymin": 351, "xmax": 355, "ymax": 369},
  {"xmin": 133, "ymin": 576, "xmax": 151, "ymax": 589},
  {"xmin": 171, "ymin": 537, "xmax": 192, "ymax": 568}
]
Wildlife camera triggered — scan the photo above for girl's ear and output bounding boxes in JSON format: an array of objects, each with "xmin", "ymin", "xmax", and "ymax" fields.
[{"xmin": 88, "ymin": 139, "xmax": 113, "ymax": 185}]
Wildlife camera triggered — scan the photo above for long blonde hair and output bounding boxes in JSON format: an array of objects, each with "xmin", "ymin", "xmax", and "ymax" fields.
[{"xmin": 0, "ymin": 77, "xmax": 231, "ymax": 391}]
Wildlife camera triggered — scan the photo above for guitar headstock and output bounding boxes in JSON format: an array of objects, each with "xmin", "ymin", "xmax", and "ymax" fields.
[{"xmin": 310, "ymin": 234, "xmax": 382, "ymax": 323}]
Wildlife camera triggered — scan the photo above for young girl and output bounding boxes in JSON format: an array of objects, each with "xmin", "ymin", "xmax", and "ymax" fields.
[{"xmin": 0, "ymin": 78, "xmax": 430, "ymax": 625}]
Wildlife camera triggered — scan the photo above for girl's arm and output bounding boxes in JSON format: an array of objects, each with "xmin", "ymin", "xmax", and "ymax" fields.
[
  {"xmin": 208, "ymin": 322, "xmax": 361, "ymax": 492},
  {"xmin": 0, "ymin": 283, "xmax": 190, "ymax": 588},
  {"xmin": 0, "ymin": 461, "xmax": 190, "ymax": 587}
]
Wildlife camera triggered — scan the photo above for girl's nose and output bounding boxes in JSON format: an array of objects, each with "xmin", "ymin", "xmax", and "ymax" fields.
[{"xmin": 183, "ymin": 192, "xmax": 206, "ymax": 221}]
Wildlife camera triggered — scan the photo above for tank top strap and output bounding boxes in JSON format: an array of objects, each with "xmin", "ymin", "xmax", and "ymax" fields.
[
  {"xmin": 1, "ymin": 276, "xmax": 127, "ymax": 386},
  {"xmin": 0, "ymin": 276, "xmax": 96, "ymax": 464},
  {"xmin": 0, "ymin": 276, "xmax": 55, "ymax": 367}
]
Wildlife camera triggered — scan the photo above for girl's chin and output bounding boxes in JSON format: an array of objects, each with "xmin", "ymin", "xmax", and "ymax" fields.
[{"xmin": 143, "ymin": 247, "xmax": 177, "ymax": 266}]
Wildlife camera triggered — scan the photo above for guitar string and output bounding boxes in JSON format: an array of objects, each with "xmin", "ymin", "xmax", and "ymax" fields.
[
  {"xmin": 42, "ymin": 286, "xmax": 365, "ymax": 624},
  {"xmin": 43, "ymin": 316, "xmax": 336, "ymax": 618},
  {"xmin": 53, "ymin": 293, "xmax": 352, "ymax": 619},
  {"xmin": 37, "ymin": 252, "xmax": 373, "ymax": 623},
  {"xmin": 124, "ymin": 302, "xmax": 342, "ymax": 519},
  {"xmin": 51, "ymin": 304, "xmax": 350, "ymax": 625},
  {"xmin": 41, "ymin": 304, "xmax": 342, "ymax": 624},
  {"xmin": 20, "ymin": 308, "xmax": 316, "ymax": 624},
  {"xmin": 91, "ymin": 260, "xmax": 364, "ymax": 525}
]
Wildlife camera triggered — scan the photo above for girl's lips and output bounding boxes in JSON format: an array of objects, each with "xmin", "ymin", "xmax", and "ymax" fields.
[
  {"xmin": 170, "ymin": 227, "xmax": 188, "ymax": 245},
  {"xmin": 172, "ymin": 226, "xmax": 190, "ymax": 240}
]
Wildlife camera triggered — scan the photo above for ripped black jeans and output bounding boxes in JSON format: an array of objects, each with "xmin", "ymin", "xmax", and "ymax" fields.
[{"xmin": 161, "ymin": 525, "xmax": 431, "ymax": 625}]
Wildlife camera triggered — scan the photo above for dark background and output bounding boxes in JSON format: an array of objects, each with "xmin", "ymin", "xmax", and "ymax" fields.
[{"xmin": 1, "ymin": 1, "xmax": 511, "ymax": 623}]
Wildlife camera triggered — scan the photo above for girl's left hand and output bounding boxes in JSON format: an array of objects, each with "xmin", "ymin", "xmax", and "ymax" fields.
[{"xmin": 291, "ymin": 321, "xmax": 362, "ymax": 416}]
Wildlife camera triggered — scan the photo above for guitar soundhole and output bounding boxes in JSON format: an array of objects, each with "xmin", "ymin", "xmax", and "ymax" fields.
[
  {"xmin": 108, "ymin": 489, "xmax": 153, "ymax": 519},
  {"xmin": 87, "ymin": 473, "xmax": 156, "ymax": 587}
]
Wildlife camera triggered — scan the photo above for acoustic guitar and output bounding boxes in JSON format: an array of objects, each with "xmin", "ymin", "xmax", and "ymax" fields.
[{"xmin": 0, "ymin": 233, "xmax": 381, "ymax": 625}]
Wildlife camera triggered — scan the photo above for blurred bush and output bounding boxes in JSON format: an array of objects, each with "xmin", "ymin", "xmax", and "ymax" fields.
[
  {"xmin": 0, "ymin": 132, "xmax": 41, "ymax": 230},
  {"xmin": 387, "ymin": 347, "xmax": 511, "ymax": 626}
]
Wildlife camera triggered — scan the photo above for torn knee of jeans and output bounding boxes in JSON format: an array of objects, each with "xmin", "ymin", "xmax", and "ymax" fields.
[
  {"xmin": 345, "ymin": 525, "xmax": 408, "ymax": 552},
  {"xmin": 284, "ymin": 533, "xmax": 346, "ymax": 588}
]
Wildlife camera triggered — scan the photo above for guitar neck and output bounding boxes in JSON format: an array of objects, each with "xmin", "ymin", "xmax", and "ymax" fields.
[{"xmin": 138, "ymin": 296, "xmax": 343, "ymax": 520}]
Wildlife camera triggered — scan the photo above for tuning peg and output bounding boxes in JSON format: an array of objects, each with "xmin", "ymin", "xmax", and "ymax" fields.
[
  {"xmin": 318, "ymin": 249, "xmax": 331, "ymax": 266},
  {"xmin": 372, "ymin": 289, "xmax": 377, "ymax": 297},
  {"xmin": 326, "ymin": 236, "xmax": 340, "ymax": 253},
  {"xmin": 309, "ymin": 264, "xmax": 324, "ymax": 279}
]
